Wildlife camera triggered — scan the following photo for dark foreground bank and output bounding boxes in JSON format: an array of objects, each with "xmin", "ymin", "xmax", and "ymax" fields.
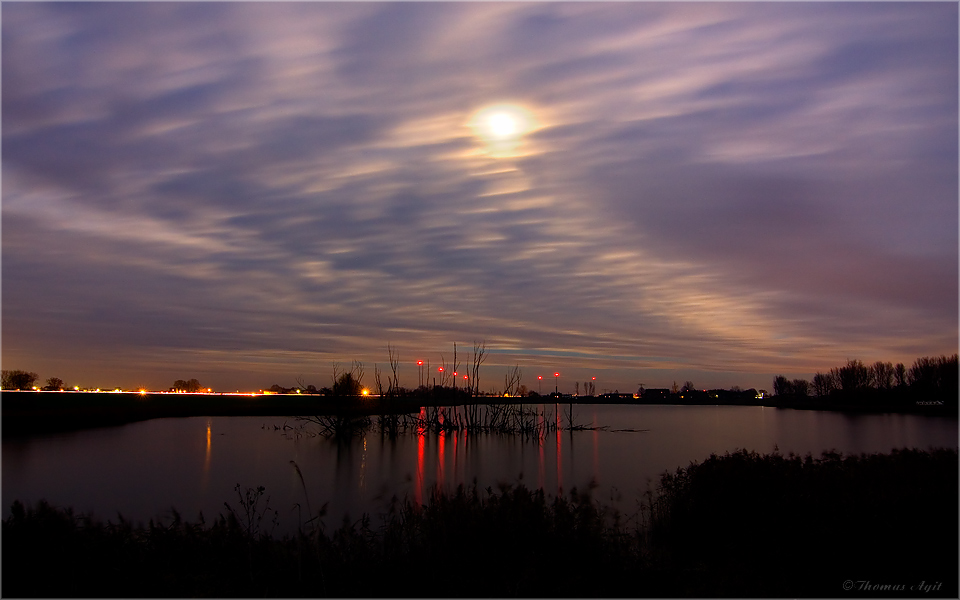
[{"xmin": 3, "ymin": 448, "xmax": 957, "ymax": 598}]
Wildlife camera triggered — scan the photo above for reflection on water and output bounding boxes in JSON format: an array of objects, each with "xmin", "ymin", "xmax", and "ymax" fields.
[{"xmin": 3, "ymin": 405, "xmax": 956, "ymax": 537}]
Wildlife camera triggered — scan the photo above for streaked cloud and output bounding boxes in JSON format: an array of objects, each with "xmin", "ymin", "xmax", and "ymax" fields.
[{"xmin": 3, "ymin": 2, "xmax": 956, "ymax": 392}]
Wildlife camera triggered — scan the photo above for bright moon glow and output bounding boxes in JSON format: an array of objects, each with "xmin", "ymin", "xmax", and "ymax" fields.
[
  {"xmin": 470, "ymin": 103, "xmax": 536, "ymax": 156},
  {"xmin": 488, "ymin": 113, "xmax": 518, "ymax": 138}
]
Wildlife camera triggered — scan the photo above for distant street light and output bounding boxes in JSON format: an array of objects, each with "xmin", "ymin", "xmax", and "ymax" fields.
[
  {"xmin": 537, "ymin": 375, "xmax": 543, "ymax": 395},
  {"xmin": 554, "ymin": 372, "xmax": 560, "ymax": 395}
]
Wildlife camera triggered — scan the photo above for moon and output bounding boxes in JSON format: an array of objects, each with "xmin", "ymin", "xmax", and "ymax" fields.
[{"xmin": 469, "ymin": 103, "xmax": 536, "ymax": 155}]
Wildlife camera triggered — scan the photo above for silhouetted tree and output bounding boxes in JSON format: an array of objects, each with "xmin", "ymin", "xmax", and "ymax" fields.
[
  {"xmin": 172, "ymin": 379, "xmax": 202, "ymax": 393},
  {"xmin": 471, "ymin": 340, "xmax": 486, "ymax": 397},
  {"xmin": 791, "ymin": 379, "xmax": 809, "ymax": 397},
  {"xmin": 438, "ymin": 354, "xmax": 449, "ymax": 387},
  {"xmin": 2, "ymin": 370, "xmax": 39, "ymax": 390},
  {"xmin": 835, "ymin": 360, "xmax": 870, "ymax": 392},
  {"xmin": 908, "ymin": 354, "xmax": 958, "ymax": 396},
  {"xmin": 452, "ymin": 343, "xmax": 460, "ymax": 391},
  {"xmin": 773, "ymin": 376, "xmax": 792, "ymax": 396},
  {"xmin": 374, "ymin": 364, "xmax": 384, "ymax": 396},
  {"xmin": 893, "ymin": 363, "xmax": 907, "ymax": 387},
  {"xmin": 351, "ymin": 360, "xmax": 365, "ymax": 389},
  {"xmin": 681, "ymin": 381, "xmax": 695, "ymax": 393},
  {"xmin": 330, "ymin": 362, "xmax": 343, "ymax": 389},
  {"xmin": 812, "ymin": 372, "xmax": 836, "ymax": 397},
  {"xmin": 503, "ymin": 365, "xmax": 522, "ymax": 397},
  {"xmin": 333, "ymin": 372, "xmax": 362, "ymax": 396},
  {"xmin": 388, "ymin": 345, "xmax": 400, "ymax": 394},
  {"xmin": 870, "ymin": 361, "xmax": 894, "ymax": 389},
  {"xmin": 43, "ymin": 377, "xmax": 64, "ymax": 391}
]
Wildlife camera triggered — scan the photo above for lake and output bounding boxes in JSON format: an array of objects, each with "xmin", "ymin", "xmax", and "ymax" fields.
[{"xmin": 3, "ymin": 404, "xmax": 956, "ymax": 537}]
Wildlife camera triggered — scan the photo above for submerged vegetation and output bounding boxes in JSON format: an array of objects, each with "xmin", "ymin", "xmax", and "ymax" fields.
[
  {"xmin": 4, "ymin": 448, "xmax": 956, "ymax": 597},
  {"xmin": 295, "ymin": 402, "xmax": 598, "ymax": 440}
]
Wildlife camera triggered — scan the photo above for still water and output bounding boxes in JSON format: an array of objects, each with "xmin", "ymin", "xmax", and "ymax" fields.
[{"xmin": 3, "ymin": 404, "xmax": 956, "ymax": 536}]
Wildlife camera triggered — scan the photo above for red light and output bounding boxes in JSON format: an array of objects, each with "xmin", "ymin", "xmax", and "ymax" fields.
[
  {"xmin": 438, "ymin": 367, "xmax": 443, "ymax": 372},
  {"xmin": 417, "ymin": 361, "xmax": 423, "ymax": 366},
  {"xmin": 538, "ymin": 376, "xmax": 542, "ymax": 380},
  {"xmin": 463, "ymin": 375, "xmax": 468, "ymax": 380},
  {"xmin": 592, "ymin": 377, "xmax": 596, "ymax": 380},
  {"xmin": 453, "ymin": 372, "xmax": 457, "ymax": 376},
  {"xmin": 554, "ymin": 372, "xmax": 559, "ymax": 377}
]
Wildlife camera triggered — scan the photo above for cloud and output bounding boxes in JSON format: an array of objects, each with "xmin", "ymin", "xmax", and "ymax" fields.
[{"xmin": 3, "ymin": 2, "xmax": 956, "ymax": 391}]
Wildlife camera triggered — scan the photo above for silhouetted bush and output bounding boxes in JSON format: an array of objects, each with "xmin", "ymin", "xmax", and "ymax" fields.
[{"xmin": 4, "ymin": 448, "xmax": 956, "ymax": 597}]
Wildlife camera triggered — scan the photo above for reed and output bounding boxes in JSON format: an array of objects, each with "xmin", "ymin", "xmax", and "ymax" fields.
[{"xmin": 4, "ymin": 448, "xmax": 956, "ymax": 597}]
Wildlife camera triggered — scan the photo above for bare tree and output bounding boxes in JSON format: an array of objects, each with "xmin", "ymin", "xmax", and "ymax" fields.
[
  {"xmin": 791, "ymin": 379, "xmax": 810, "ymax": 397},
  {"xmin": 894, "ymin": 363, "xmax": 907, "ymax": 387},
  {"xmin": 504, "ymin": 364, "xmax": 522, "ymax": 397},
  {"xmin": 812, "ymin": 371, "xmax": 836, "ymax": 397},
  {"xmin": 773, "ymin": 376, "xmax": 793, "ymax": 396},
  {"xmin": 295, "ymin": 376, "xmax": 310, "ymax": 392},
  {"xmin": 575, "ymin": 381, "xmax": 580, "ymax": 396},
  {"xmin": 388, "ymin": 345, "xmax": 400, "ymax": 394},
  {"xmin": 331, "ymin": 362, "xmax": 343, "ymax": 389},
  {"xmin": 374, "ymin": 364, "xmax": 384, "ymax": 396},
  {"xmin": 835, "ymin": 359, "xmax": 870, "ymax": 391},
  {"xmin": 452, "ymin": 343, "xmax": 460, "ymax": 391},
  {"xmin": 471, "ymin": 340, "xmax": 486, "ymax": 397},
  {"xmin": 2, "ymin": 370, "xmax": 38, "ymax": 390},
  {"xmin": 351, "ymin": 360, "xmax": 365, "ymax": 388},
  {"xmin": 439, "ymin": 354, "xmax": 449, "ymax": 387},
  {"xmin": 871, "ymin": 361, "xmax": 894, "ymax": 389}
]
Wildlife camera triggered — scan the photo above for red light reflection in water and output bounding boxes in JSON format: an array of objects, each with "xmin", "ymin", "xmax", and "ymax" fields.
[
  {"xmin": 592, "ymin": 410, "xmax": 600, "ymax": 478},
  {"xmin": 438, "ymin": 431, "xmax": 445, "ymax": 486},
  {"xmin": 416, "ymin": 407, "xmax": 426, "ymax": 506},
  {"xmin": 452, "ymin": 429, "xmax": 459, "ymax": 484},
  {"xmin": 556, "ymin": 410, "xmax": 563, "ymax": 494},
  {"xmin": 537, "ymin": 411, "xmax": 545, "ymax": 490}
]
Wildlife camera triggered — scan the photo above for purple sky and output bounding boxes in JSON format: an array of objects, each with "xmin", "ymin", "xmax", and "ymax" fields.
[{"xmin": 3, "ymin": 2, "xmax": 957, "ymax": 394}]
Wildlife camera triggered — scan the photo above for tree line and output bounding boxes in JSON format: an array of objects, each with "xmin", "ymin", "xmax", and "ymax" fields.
[
  {"xmin": 1, "ymin": 370, "xmax": 62, "ymax": 391},
  {"xmin": 773, "ymin": 354, "xmax": 958, "ymax": 411}
]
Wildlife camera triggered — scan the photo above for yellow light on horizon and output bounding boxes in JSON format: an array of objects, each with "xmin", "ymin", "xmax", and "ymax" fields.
[{"xmin": 362, "ymin": 389, "xmax": 370, "ymax": 396}]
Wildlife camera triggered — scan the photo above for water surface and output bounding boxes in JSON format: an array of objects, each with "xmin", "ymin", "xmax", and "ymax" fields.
[{"xmin": 3, "ymin": 404, "xmax": 955, "ymax": 536}]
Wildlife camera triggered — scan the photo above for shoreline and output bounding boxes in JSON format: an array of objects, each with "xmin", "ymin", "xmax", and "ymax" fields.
[{"xmin": 2, "ymin": 390, "xmax": 955, "ymax": 437}]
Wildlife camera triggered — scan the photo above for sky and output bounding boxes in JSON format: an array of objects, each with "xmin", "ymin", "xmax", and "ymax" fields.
[{"xmin": 2, "ymin": 2, "xmax": 957, "ymax": 394}]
